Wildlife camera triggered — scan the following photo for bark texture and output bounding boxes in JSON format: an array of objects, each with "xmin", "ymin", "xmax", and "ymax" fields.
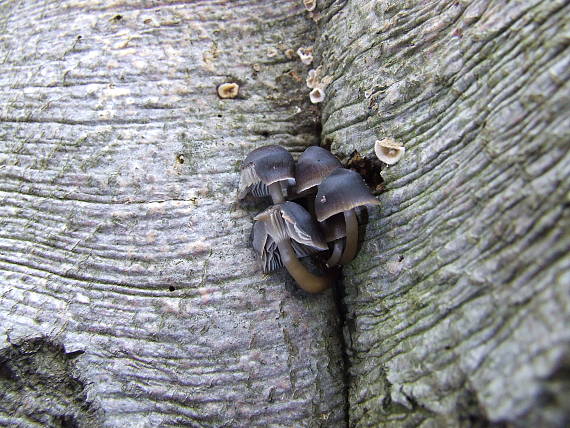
[
  {"xmin": 2, "ymin": 0, "xmax": 570, "ymax": 427},
  {"xmin": 315, "ymin": 0, "xmax": 570, "ymax": 426},
  {"xmin": 0, "ymin": 1, "xmax": 346, "ymax": 426}
]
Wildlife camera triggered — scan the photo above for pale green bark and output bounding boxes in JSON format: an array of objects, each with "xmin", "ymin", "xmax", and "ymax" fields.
[{"xmin": 316, "ymin": 0, "xmax": 570, "ymax": 426}]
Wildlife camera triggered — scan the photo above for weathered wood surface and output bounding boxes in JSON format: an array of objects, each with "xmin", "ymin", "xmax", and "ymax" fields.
[
  {"xmin": 0, "ymin": 1, "xmax": 346, "ymax": 426},
  {"xmin": 316, "ymin": 0, "xmax": 570, "ymax": 426}
]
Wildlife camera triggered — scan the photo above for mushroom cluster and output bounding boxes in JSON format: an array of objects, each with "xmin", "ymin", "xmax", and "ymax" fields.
[{"xmin": 238, "ymin": 145, "xmax": 379, "ymax": 293}]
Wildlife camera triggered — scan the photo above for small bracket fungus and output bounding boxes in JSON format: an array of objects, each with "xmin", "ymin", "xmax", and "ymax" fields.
[
  {"xmin": 217, "ymin": 82, "xmax": 239, "ymax": 99},
  {"xmin": 238, "ymin": 145, "xmax": 295, "ymax": 204},
  {"xmin": 310, "ymin": 87, "xmax": 325, "ymax": 104},
  {"xmin": 374, "ymin": 138, "xmax": 405, "ymax": 165},
  {"xmin": 296, "ymin": 46, "xmax": 313, "ymax": 65},
  {"xmin": 315, "ymin": 168, "xmax": 380, "ymax": 265},
  {"xmin": 303, "ymin": 0, "xmax": 317, "ymax": 12},
  {"xmin": 254, "ymin": 202, "xmax": 335, "ymax": 293}
]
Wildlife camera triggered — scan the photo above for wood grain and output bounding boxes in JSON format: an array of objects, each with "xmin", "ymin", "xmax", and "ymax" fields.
[{"xmin": 0, "ymin": 1, "xmax": 346, "ymax": 426}]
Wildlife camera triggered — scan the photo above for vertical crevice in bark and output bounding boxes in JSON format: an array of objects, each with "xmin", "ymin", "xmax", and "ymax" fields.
[{"xmin": 331, "ymin": 274, "xmax": 351, "ymax": 427}]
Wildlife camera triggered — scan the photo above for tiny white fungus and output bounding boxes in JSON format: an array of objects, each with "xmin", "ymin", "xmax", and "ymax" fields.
[
  {"xmin": 306, "ymin": 68, "xmax": 319, "ymax": 89},
  {"xmin": 296, "ymin": 46, "xmax": 313, "ymax": 65},
  {"xmin": 310, "ymin": 87, "xmax": 325, "ymax": 104},
  {"xmin": 374, "ymin": 138, "xmax": 405, "ymax": 165},
  {"xmin": 217, "ymin": 82, "xmax": 239, "ymax": 99},
  {"xmin": 303, "ymin": 0, "xmax": 317, "ymax": 12}
]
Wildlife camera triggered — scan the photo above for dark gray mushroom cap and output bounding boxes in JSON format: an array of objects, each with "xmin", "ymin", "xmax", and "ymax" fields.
[
  {"xmin": 315, "ymin": 168, "xmax": 380, "ymax": 222},
  {"xmin": 238, "ymin": 145, "xmax": 295, "ymax": 199},
  {"xmin": 320, "ymin": 213, "xmax": 346, "ymax": 242},
  {"xmin": 254, "ymin": 201, "xmax": 328, "ymax": 251},
  {"xmin": 294, "ymin": 146, "xmax": 342, "ymax": 193}
]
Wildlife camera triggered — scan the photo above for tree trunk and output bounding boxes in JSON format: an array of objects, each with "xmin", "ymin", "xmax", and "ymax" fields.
[
  {"xmin": 0, "ymin": 1, "xmax": 345, "ymax": 426},
  {"xmin": 315, "ymin": 0, "xmax": 570, "ymax": 426},
  {"xmin": 1, "ymin": 0, "xmax": 569, "ymax": 427}
]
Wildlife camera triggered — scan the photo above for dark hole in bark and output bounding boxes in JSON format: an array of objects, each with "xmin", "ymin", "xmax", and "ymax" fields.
[
  {"xmin": 260, "ymin": 131, "xmax": 270, "ymax": 138},
  {"xmin": 314, "ymin": 121, "xmax": 322, "ymax": 137},
  {"xmin": 169, "ymin": 285, "xmax": 175, "ymax": 292},
  {"xmin": 176, "ymin": 154, "xmax": 185, "ymax": 164},
  {"xmin": 112, "ymin": 15, "xmax": 123, "ymax": 22},
  {"xmin": 0, "ymin": 337, "xmax": 100, "ymax": 425},
  {"xmin": 321, "ymin": 136, "xmax": 333, "ymax": 151},
  {"xmin": 345, "ymin": 150, "xmax": 384, "ymax": 193},
  {"xmin": 58, "ymin": 414, "xmax": 79, "ymax": 428},
  {"xmin": 218, "ymin": 114, "xmax": 223, "ymax": 118},
  {"xmin": 65, "ymin": 350, "xmax": 85, "ymax": 360}
]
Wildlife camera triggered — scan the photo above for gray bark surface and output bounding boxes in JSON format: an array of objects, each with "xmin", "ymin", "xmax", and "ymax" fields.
[
  {"xmin": 0, "ymin": 1, "xmax": 345, "ymax": 426},
  {"xmin": 315, "ymin": 0, "xmax": 570, "ymax": 426},
  {"xmin": 1, "ymin": 0, "xmax": 570, "ymax": 427}
]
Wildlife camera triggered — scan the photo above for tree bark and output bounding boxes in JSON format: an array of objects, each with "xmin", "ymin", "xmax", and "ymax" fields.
[
  {"xmin": 1, "ymin": 0, "xmax": 569, "ymax": 427},
  {"xmin": 0, "ymin": 1, "xmax": 346, "ymax": 426},
  {"xmin": 315, "ymin": 0, "xmax": 570, "ymax": 426}
]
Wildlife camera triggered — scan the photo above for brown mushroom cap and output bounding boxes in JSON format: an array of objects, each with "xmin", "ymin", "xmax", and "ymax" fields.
[
  {"xmin": 238, "ymin": 145, "xmax": 295, "ymax": 199},
  {"xmin": 294, "ymin": 146, "xmax": 342, "ymax": 193},
  {"xmin": 315, "ymin": 168, "xmax": 379, "ymax": 222},
  {"xmin": 254, "ymin": 202, "xmax": 328, "ymax": 251}
]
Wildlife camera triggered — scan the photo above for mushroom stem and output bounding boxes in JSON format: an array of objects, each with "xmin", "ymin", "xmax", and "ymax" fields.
[
  {"xmin": 277, "ymin": 239, "xmax": 335, "ymax": 293},
  {"xmin": 268, "ymin": 182, "xmax": 285, "ymax": 204},
  {"xmin": 326, "ymin": 239, "xmax": 344, "ymax": 268},
  {"xmin": 339, "ymin": 209, "xmax": 359, "ymax": 265}
]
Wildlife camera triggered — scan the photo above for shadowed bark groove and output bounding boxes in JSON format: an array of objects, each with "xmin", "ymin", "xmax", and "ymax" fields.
[
  {"xmin": 0, "ymin": 1, "xmax": 346, "ymax": 426},
  {"xmin": 315, "ymin": 0, "xmax": 570, "ymax": 427}
]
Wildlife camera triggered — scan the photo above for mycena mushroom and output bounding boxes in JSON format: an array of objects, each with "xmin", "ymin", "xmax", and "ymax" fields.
[
  {"xmin": 315, "ymin": 168, "xmax": 379, "ymax": 266},
  {"xmin": 252, "ymin": 220, "xmax": 325, "ymax": 274},
  {"xmin": 238, "ymin": 145, "xmax": 295, "ymax": 204},
  {"xmin": 292, "ymin": 146, "xmax": 342, "ymax": 198},
  {"xmin": 319, "ymin": 213, "xmax": 346, "ymax": 268},
  {"xmin": 254, "ymin": 201, "xmax": 337, "ymax": 293}
]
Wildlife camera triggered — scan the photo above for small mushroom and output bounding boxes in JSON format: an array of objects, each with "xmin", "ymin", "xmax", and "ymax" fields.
[
  {"xmin": 374, "ymin": 138, "xmax": 405, "ymax": 165},
  {"xmin": 310, "ymin": 87, "xmax": 325, "ymax": 104},
  {"xmin": 252, "ymin": 221, "xmax": 281, "ymax": 273},
  {"xmin": 306, "ymin": 68, "xmax": 319, "ymax": 89},
  {"xmin": 217, "ymin": 82, "xmax": 239, "ymax": 99},
  {"xmin": 238, "ymin": 145, "xmax": 295, "ymax": 203},
  {"xmin": 294, "ymin": 146, "xmax": 342, "ymax": 195},
  {"xmin": 319, "ymin": 213, "xmax": 346, "ymax": 268},
  {"xmin": 303, "ymin": 0, "xmax": 317, "ymax": 12},
  {"xmin": 315, "ymin": 168, "xmax": 379, "ymax": 265},
  {"xmin": 254, "ymin": 202, "xmax": 336, "ymax": 293},
  {"xmin": 252, "ymin": 219, "xmax": 325, "ymax": 273},
  {"xmin": 296, "ymin": 46, "xmax": 313, "ymax": 65}
]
